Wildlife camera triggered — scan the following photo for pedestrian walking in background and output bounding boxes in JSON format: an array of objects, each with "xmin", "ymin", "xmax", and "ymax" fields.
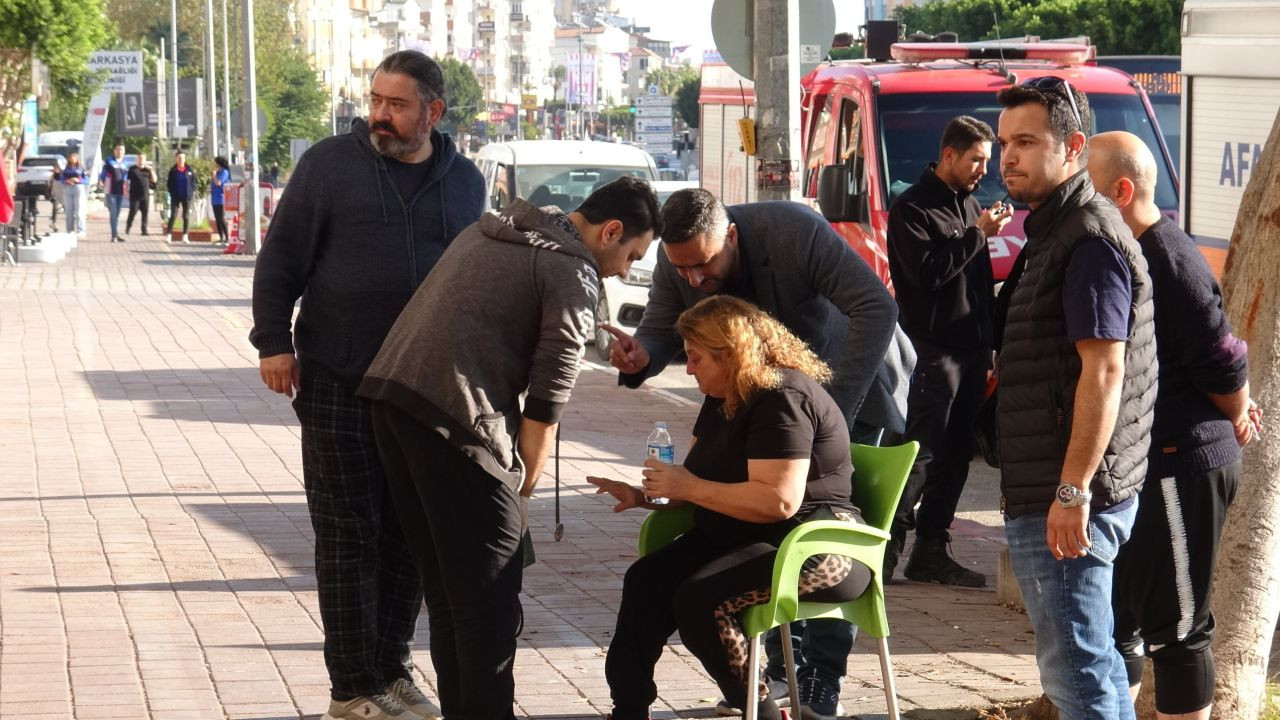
[
  {"xmin": 60, "ymin": 152, "xmax": 86, "ymax": 235},
  {"xmin": 995, "ymin": 78, "xmax": 1156, "ymax": 720},
  {"xmin": 211, "ymin": 156, "xmax": 231, "ymax": 244},
  {"xmin": 359, "ymin": 176, "xmax": 660, "ymax": 720},
  {"xmin": 126, "ymin": 153, "xmax": 157, "ymax": 236},
  {"xmin": 250, "ymin": 50, "xmax": 484, "ymax": 720},
  {"xmin": 99, "ymin": 143, "xmax": 128, "ymax": 242},
  {"xmin": 884, "ymin": 116, "xmax": 1011, "ymax": 588},
  {"xmin": 1089, "ymin": 131, "xmax": 1259, "ymax": 720},
  {"xmin": 165, "ymin": 150, "xmax": 196, "ymax": 243}
]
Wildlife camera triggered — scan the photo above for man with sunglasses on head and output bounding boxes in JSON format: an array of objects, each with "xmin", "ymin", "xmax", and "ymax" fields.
[{"xmin": 994, "ymin": 78, "xmax": 1156, "ymax": 720}]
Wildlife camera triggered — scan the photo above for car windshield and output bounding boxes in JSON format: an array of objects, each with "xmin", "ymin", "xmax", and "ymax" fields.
[
  {"xmin": 877, "ymin": 91, "xmax": 1178, "ymax": 211},
  {"xmin": 23, "ymin": 158, "xmax": 59, "ymax": 168},
  {"xmin": 516, "ymin": 165, "xmax": 651, "ymax": 207}
]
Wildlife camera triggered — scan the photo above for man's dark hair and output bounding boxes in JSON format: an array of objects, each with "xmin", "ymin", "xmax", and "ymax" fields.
[
  {"xmin": 214, "ymin": 156, "xmax": 229, "ymax": 169},
  {"xmin": 940, "ymin": 115, "xmax": 995, "ymax": 157},
  {"xmin": 997, "ymin": 82, "xmax": 1092, "ymax": 146},
  {"xmin": 575, "ymin": 176, "xmax": 662, "ymax": 242},
  {"xmin": 658, "ymin": 188, "xmax": 728, "ymax": 245},
  {"xmin": 374, "ymin": 50, "xmax": 447, "ymax": 112}
]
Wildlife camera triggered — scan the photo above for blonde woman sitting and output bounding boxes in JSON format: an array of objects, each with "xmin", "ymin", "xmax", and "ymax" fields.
[{"xmin": 589, "ymin": 295, "xmax": 871, "ymax": 720}]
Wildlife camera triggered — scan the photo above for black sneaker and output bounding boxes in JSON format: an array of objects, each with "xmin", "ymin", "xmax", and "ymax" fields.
[
  {"xmin": 715, "ymin": 675, "xmax": 790, "ymax": 716},
  {"xmin": 903, "ymin": 534, "xmax": 986, "ymax": 587},
  {"xmin": 797, "ymin": 674, "xmax": 844, "ymax": 720}
]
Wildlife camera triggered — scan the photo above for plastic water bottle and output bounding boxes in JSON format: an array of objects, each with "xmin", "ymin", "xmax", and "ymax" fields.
[{"xmin": 645, "ymin": 422, "xmax": 675, "ymax": 505}]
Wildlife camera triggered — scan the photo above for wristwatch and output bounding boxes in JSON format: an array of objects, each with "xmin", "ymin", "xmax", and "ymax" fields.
[{"xmin": 1055, "ymin": 483, "xmax": 1093, "ymax": 508}]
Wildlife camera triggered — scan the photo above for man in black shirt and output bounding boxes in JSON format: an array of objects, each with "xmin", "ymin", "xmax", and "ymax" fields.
[
  {"xmin": 1088, "ymin": 131, "xmax": 1256, "ymax": 720},
  {"xmin": 126, "ymin": 154, "xmax": 157, "ymax": 236},
  {"xmin": 885, "ymin": 116, "xmax": 1011, "ymax": 586}
]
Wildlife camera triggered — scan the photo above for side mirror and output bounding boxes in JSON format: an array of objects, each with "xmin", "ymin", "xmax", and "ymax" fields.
[{"xmin": 816, "ymin": 164, "xmax": 867, "ymax": 223}]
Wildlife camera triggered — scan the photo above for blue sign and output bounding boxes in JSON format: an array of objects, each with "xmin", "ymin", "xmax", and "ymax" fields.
[{"xmin": 21, "ymin": 97, "xmax": 38, "ymax": 154}]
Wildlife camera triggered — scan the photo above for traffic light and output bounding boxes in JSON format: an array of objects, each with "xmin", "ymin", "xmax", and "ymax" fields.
[{"xmin": 628, "ymin": 104, "xmax": 636, "ymax": 115}]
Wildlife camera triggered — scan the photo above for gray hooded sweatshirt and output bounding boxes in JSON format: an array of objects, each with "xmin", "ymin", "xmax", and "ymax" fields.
[{"xmin": 358, "ymin": 199, "xmax": 600, "ymax": 490}]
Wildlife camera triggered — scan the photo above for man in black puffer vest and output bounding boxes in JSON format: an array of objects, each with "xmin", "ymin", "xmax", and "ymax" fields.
[{"xmin": 994, "ymin": 80, "xmax": 1156, "ymax": 720}]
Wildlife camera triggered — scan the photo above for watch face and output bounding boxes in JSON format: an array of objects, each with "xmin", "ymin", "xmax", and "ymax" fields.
[{"xmin": 1057, "ymin": 484, "xmax": 1076, "ymax": 505}]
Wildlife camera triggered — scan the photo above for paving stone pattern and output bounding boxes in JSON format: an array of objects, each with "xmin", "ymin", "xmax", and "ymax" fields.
[{"xmin": 0, "ymin": 218, "xmax": 1044, "ymax": 719}]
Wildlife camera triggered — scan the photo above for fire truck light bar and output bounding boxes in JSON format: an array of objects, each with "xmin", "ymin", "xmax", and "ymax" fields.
[{"xmin": 891, "ymin": 43, "xmax": 1094, "ymax": 65}]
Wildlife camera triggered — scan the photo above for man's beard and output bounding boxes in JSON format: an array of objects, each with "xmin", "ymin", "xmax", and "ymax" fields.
[{"xmin": 370, "ymin": 115, "xmax": 432, "ymax": 160}]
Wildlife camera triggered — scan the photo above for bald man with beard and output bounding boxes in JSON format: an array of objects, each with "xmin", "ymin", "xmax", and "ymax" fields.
[{"xmin": 1088, "ymin": 131, "xmax": 1260, "ymax": 720}]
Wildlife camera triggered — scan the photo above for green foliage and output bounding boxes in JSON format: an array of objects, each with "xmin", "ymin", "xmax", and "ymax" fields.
[
  {"xmin": 675, "ymin": 78, "xmax": 700, "ymax": 129},
  {"xmin": 893, "ymin": 0, "xmax": 1180, "ymax": 55},
  {"xmin": 439, "ymin": 57, "xmax": 482, "ymax": 133},
  {"xmin": 600, "ymin": 103, "xmax": 634, "ymax": 133},
  {"xmin": 644, "ymin": 66, "xmax": 699, "ymax": 98},
  {"xmin": 520, "ymin": 119, "xmax": 539, "ymax": 140},
  {"xmin": 0, "ymin": 0, "xmax": 113, "ymax": 155},
  {"xmin": 258, "ymin": 48, "xmax": 328, "ymax": 170},
  {"xmin": 829, "ymin": 44, "xmax": 866, "ymax": 61}
]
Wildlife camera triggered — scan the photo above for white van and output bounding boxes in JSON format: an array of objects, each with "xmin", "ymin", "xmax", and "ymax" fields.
[
  {"xmin": 472, "ymin": 140, "xmax": 658, "ymax": 213},
  {"xmin": 1180, "ymin": 0, "xmax": 1280, "ymax": 277}
]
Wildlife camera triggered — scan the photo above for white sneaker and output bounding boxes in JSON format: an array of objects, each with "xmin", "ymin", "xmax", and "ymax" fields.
[
  {"xmin": 181, "ymin": 233, "xmax": 190, "ymax": 244},
  {"xmin": 322, "ymin": 692, "xmax": 408, "ymax": 719},
  {"xmin": 386, "ymin": 678, "xmax": 442, "ymax": 719}
]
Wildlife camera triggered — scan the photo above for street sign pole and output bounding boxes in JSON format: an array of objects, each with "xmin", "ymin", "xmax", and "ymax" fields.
[
  {"xmin": 221, "ymin": 0, "xmax": 232, "ymax": 160},
  {"xmin": 242, "ymin": 0, "xmax": 262, "ymax": 254},
  {"xmin": 753, "ymin": 0, "xmax": 800, "ymax": 201},
  {"xmin": 204, "ymin": 0, "xmax": 219, "ymax": 156}
]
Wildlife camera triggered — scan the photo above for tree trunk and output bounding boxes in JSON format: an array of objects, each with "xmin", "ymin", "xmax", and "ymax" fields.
[{"xmin": 1210, "ymin": 107, "xmax": 1280, "ymax": 719}]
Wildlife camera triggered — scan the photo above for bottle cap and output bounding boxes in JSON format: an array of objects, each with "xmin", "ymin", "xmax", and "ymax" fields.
[{"xmin": 656, "ymin": 421, "xmax": 668, "ymax": 429}]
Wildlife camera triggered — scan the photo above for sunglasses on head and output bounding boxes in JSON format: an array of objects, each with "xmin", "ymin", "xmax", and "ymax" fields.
[{"xmin": 1023, "ymin": 76, "xmax": 1084, "ymax": 133}]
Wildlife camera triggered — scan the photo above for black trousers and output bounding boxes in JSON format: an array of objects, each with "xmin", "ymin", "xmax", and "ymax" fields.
[
  {"xmin": 1113, "ymin": 458, "xmax": 1239, "ymax": 713},
  {"xmin": 126, "ymin": 195, "xmax": 150, "ymax": 233},
  {"xmin": 293, "ymin": 367, "xmax": 423, "ymax": 700},
  {"xmin": 166, "ymin": 196, "xmax": 190, "ymax": 233},
  {"xmin": 606, "ymin": 528, "xmax": 870, "ymax": 720},
  {"xmin": 212, "ymin": 203, "xmax": 228, "ymax": 241},
  {"xmin": 891, "ymin": 342, "xmax": 990, "ymax": 539},
  {"xmin": 370, "ymin": 402, "xmax": 523, "ymax": 720}
]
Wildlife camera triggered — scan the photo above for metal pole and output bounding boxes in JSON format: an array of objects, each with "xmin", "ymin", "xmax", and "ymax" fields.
[
  {"xmin": 221, "ymin": 0, "xmax": 232, "ymax": 160},
  {"xmin": 170, "ymin": 0, "xmax": 180, "ymax": 139},
  {"xmin": 577, "ymin": 33, "xmax": 583, "ymax": 140},
  {"xmin": 753, "ymin": 0, "xmax": 801, "ymax": 201},
  {"xmin": 205, "ymin": 0, "xmax": 219, "ymax": 156},
  {"xmin": 243, "ymin": 0, "xmax": 262, "ymax": 254}
]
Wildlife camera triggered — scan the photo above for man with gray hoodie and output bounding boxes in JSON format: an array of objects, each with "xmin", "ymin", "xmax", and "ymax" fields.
[
  {"xmin": 358, "ymin": 176, "xmax": 661, "ymax": 719},
  {"xmin": 250, "ymin": 51, "xmax": 484, "ymax": 720}
]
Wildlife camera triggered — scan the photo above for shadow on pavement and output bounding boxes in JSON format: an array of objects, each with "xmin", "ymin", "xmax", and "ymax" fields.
[
  {"xmin": 79, "ymin": 367, "xmax": 297, "ymax": 426},
  {"xmin": 172, "ymin": 297, "xmax": 253, "ymax": 307}
]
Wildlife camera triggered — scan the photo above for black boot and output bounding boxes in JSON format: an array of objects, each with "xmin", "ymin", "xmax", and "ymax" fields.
[
  {"xmin": 882, "ymin": 524, "xmax": 906, "ymax": 584},
  {"xmin": 903, "ymin": 533, "xmax": 986, "ymax": 587}
]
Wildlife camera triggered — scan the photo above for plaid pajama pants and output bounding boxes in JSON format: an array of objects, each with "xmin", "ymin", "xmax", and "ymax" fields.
[{"xmin": 293, "ymin": 365, "xmax": 424, "ymax": 700}]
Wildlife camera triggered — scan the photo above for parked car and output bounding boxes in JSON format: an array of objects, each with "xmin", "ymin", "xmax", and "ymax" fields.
[
  {"xmin": 15, "ymin": 155, "xmax": 66, "ymax": 200},
  {"xmin": 473, "ymin": 139, "xmax": 658, "ymax": 213},
  {"xmin": 591, "ymin": 179, "xmax": 699, "ymax": 360}
]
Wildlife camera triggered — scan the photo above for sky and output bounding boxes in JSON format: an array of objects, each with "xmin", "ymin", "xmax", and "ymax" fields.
[{"xmin": 614, "ymin": 0, "xmax": 867, "ymax": 62}]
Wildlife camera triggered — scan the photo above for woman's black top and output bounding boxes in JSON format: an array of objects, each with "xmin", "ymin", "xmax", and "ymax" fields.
[{"xmin": 684, "ymin": 368, "xmax": 860, "ymax": 548}]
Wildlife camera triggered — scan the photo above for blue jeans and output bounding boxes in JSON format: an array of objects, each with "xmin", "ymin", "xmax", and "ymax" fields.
[
  {"xmin": 765, "ymin": 619, "xmax": 853, "ymax": 682},
  {"xmin": 63, "ymin": 186, "xmax": 83, "ymax": 233},
  {"xmin": 106, "ymin": 193, "xmax": 125, "ymax": 238},
  {"xmin": 1005, "ymin": 501, "xmax": 1138, "ymax": 720}
]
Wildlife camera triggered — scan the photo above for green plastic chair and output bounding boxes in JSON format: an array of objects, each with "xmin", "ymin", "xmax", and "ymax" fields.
[{"xmin": 636, "ymin": 441, "xmax": 918, "ymax": 720}]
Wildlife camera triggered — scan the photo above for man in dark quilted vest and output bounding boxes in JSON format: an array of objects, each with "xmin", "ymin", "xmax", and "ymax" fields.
[{"xmin": 994, "ymin": 79, "xmax": 1156, "ymax": 720}]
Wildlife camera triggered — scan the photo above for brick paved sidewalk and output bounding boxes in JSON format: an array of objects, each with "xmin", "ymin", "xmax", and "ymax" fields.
[{"xmin": 0, "ymin": 217, "xmax": 1042, "ymax": 719}]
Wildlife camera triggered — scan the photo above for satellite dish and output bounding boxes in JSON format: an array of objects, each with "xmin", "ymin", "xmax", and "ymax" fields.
[{"xmin": 710, "ymin": 0, "xmax": 837, "ymax": 81}]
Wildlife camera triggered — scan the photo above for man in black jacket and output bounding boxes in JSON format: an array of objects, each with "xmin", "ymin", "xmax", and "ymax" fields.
[
  {"xmin": 1089, "ymin": 131, "xmax": 1257, "ymax": 720},
  {"xmin": 885, "ymin": 116, "xmax": 1011, "ymax": 586},
  {"xmin": 996, "ymin": 79, "xmax": 1156, "ymax": 720},
  {"xmin": 125, "ymin": 154, "xmax": 156, "ymax": 236},
  {"xmin": 250, "ymin": 51, "xmax": 484, "ymax": 720}
]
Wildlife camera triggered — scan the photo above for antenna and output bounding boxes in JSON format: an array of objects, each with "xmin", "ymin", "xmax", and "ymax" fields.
[{"xmin": 992, "ymin": 10, "xmax": 1018, "ymax": 85}]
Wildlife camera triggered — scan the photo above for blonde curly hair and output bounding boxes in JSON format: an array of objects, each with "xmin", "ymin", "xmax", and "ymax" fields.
[{"xmin": 675, "ymin": 295, "xmax": 832, "ymax": 418}]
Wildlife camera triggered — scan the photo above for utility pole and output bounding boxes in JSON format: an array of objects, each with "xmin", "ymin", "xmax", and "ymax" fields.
[
  {"xmin": 752, "ymin": 0, "xmax": 800, "ymax": 201},
  {"xmin": 170, "ymin": 0, "xmax": 180, "ymax": 140},
  {"xmin": 242, "ymin": 0, "xmax": 262, "ymax": 254},
  {"xmin": 204, "ymin": 0, "xmax": 219, "ymax": 156},
  {"xmin": 577, "ymin": 33, "xmax": 584, "ymax": 140},
  {"xmin": 221, "ymin": 0, "xmax": 232, "ymax": 160}
]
